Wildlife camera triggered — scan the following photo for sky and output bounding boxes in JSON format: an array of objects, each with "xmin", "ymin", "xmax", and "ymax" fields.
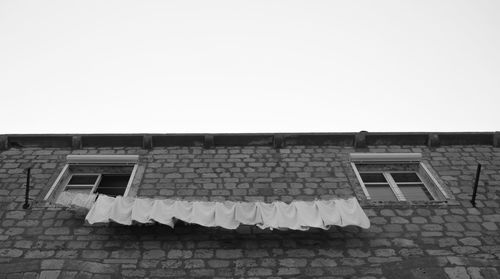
[{"xmin": 0, "ymin": 0, "xmax": 499, "ymax": 134}]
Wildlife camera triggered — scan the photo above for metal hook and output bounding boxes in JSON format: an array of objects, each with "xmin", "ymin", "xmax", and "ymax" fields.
[
  {"xmin": 23, "ymin": 168, "xmax": 31, "ymax": 209},
  {"xmin": 471, "ymin": 163, "xmax": 481, "ymax": 207}
]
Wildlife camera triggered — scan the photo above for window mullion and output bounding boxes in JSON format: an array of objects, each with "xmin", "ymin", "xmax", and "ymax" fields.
[
  {"xmin": 384, "ymin": 172, "xmax": 406, "ymax": 201},
  {"xmin": 90, "ymin": 174, "xmax": 103, "ymax": 195}
]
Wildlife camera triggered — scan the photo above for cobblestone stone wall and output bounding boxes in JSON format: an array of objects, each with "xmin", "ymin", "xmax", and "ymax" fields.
[
  {"xmin": 0, "ymin": 145, "xmax": 499, "ymax": 278},
  {"xmin": 141, "ymin": 146, "xmax": 359, "ymax": 201}
]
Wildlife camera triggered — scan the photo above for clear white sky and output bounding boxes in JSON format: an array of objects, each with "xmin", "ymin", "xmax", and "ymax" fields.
[{"xmin": 1, "ymin": 0, "xmax": 499, "ymax": 134}]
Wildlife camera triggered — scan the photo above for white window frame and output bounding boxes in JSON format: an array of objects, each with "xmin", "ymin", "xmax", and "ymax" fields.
[
  {"xmin": 44, "ymin": 155, "xmax": 139, "ymax": 200},
  {"xmin": 350, "ymin": 153, "xmax": 449, "ymax": 201},
  {"xmin": 355, "ymin": 170, "xmax": 437, "ymax": 201},
  {"xmin": 64, "ymin": 173, "xmax": 102, "ymax": 193}
]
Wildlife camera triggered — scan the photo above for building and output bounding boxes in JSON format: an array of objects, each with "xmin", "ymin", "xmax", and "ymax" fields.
[{"xmin": 0, "ymin": 132, "xmax": 499, "ymax": 278}]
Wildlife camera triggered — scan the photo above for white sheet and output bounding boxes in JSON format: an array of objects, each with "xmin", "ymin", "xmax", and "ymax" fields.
[
  {"xmin": 56, "ymin": 191, "xmax": 370, "ymax": 230},
  {"xmin": 80, "ymin": 195, "xmax": 370, "ymax": 230},
  {"xmin": 55, "ymin": 191, "xmax": 97, "ymax": 210}
]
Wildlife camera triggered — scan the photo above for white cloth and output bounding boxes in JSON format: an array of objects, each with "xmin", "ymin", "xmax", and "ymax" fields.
[
  {"xmin": 131, "ymin": 198, "xmax": 154, "ymax": 224},
  {"xmin": 192, "ymin": 201, "xmax": 216, "ymax": 227},
  {"xmin": 85, "ymin": 194, "xmax": 115, "ymax": 224},
  {"xmin": 55, "ymin": 191, "xmax": 97, "ymax": 210},
  {"xmin": 81, "ymin": 195, "xmax": 370, "ymax": 230},
  {"xmin": 317, "ymin": 200, "xmax": 342, "ymax": 227},
  {"xmin": 215, "ymin": 201, "xmax": 239, "ymax": 229},
  {"xmin": 149, "ymin": 199, "xmax": 176, "ymax": 227},
  {"xmin": 108, "ymin": 196, "xmax": 135, "ymax": 225},
  {"xmin": 295, "ymin": 201, "xmax": 324, "ymax": 229},
  {"xmin": 235, "ymin": 202, "xmax": 262, "ymax": 225}
]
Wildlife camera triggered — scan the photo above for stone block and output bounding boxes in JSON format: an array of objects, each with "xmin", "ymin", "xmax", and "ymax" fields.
[
  {"xmin": 184, "ymin": 259, "xmax": 205, "ymax": 268},
  {"xmin": 82, "ymin": 250, "xmax": 109, "ymax": 259},
  {"xmin": 324, "ymin": 267, "xmax": 356, "ymax": 276},
  {"xmin": 310, "ymin": 258, "xmax": 337, "ymax": 267},
  {"xmin": 245, "ymin": 267, "xmax": 271, "ymax": 277},
  {"xmin": 445, "ymin": 267, "xmax": 471, "ymax": 279},
  {"xmin": 110, "ymin": 250, "xmax": 140, "ymax": 259},
  {"xmin": 279, "ymin": 258, "xmax": 307, "ymax": 267},
  {"xmin": 24, "ymin": 250, "xmax": 55, "ymax": 259},
  {"xmin": 41, "ymin": 259, "xmax": 65, "ymax": 269},
  {"xmin": 207, "ymin": 260, "xmax": 230, "ymax": 268},
  {"xmin": 0, "ymin": 260, "xmax": 39, "ymax": 273},
  {"xmin": 64, "ymin": 260, "xmax": 116, "ymax": 274},
  {"xmin": 189, "ymin": 269, "xmax": 215, "ymax": 277},
  {"xmin": 0, "ymin": 249, "xmax": 23, "ymax": 257},
  {"xmin": 39, "ymin": 271, "xmax": 61, "ymax": 279},
  {"xmin": 143, "ymin": 250, "xmax": 165, "ymax": 259},
  {"xmin": 167, "ymin": 249, "xmax": 193, "ymax": 259},
  {"xmin": 215, "ymin": 249, "xmax": 243, "ymax": 259},
  {"xmin": 45, "ymin": 227, "xmax": 70, "ymax": 235}
]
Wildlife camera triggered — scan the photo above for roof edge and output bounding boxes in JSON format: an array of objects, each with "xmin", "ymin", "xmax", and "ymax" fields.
[{"xmin": 0, "ymin": 132, "xmax": 499, "ymax": 150}]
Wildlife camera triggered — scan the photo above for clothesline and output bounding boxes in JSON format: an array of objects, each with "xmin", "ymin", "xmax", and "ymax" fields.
[{"xmin": 56, "ymin": 191, "xmax": 370, "ymax": 230}]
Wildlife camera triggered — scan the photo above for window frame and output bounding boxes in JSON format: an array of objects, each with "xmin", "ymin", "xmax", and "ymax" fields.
[
  {"xmin": 350, "ymin": 153, "xmax": 450, "ymax": 202},
  {"xmin": 44, "ymin": 155, "xmax": 139, "ymax": 201},
  {"xmin": 355, "ymin": 170, "xmax": 436, "ymax": 201},
  {"xmin": 65, "ymin": 173, "xmax": 102, "ymax": 193}
]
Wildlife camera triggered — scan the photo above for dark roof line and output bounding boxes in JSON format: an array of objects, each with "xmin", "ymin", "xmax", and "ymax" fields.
[{"xmin": 0, "ymin": 132, "xmax": 499, "ymax": 150}]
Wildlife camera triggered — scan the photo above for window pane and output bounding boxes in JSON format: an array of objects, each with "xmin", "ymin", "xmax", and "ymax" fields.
[
  {"xmin": 399, "ymin": 184, "xmax": 433, "ymax": 201},
  {"xmin": 391, "ymin": 172, "xmax": 421, "ymax": 183},
  {"xmin": 95, "ymin": 174, "xmax": 130, "ymax": 197},
  {"xmin": 360, "ymin": 173, "xmax": 387, "ymax": 183},
  {"xmin": 366, "ymin": 185, "xmax": 397, "ymax": 201},
  {"xmin": 68, "ymin": 174, "xmax": 99, "ymax": 185}
]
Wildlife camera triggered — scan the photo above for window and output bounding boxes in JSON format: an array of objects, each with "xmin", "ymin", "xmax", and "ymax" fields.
[
  {"xmin": 359, "ymin": 171, "xmax": 433, "ymax": 201},
  {"xmin": 45, "ymin": 155, "xmax": 140, "ymax": 200},
  {"xmin": 350, "ymin": 153, "xmax": 449, "ymax": 202},
  {"xmin": 64, "ymin": 173, "xmax": 132, "ymax": 197}
]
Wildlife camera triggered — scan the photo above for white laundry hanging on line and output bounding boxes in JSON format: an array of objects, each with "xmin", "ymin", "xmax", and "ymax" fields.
[
  {"xmin": 55, "ymin": 191, "xmax": 370, "ymax": 230},
  {"xmin": 86, "ymin": 196, "xmax": 370, "ymax": 230}
]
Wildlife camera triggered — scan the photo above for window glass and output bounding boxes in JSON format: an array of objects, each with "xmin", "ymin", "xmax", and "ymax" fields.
[
  {"xmin": 95, "ymin": 174, "xmax": 131, "ymax": 197},
  {"xmin": 67, "ymin": 174, "xmax": 99, "ymax": 185},
  {"xmin": 360, "ymin": 173, "xmax": 387, "ymax": 183},
  {"xmin": 391, "ymin": 172, "xmax": 421, "ymax": 183},
  {"xmin": 399, "ymin": 184, "xmax": 432, "ymax": 201},
  {"xmin": 366, "ymin": 185, "xmax": 397, "ymax": 201}
]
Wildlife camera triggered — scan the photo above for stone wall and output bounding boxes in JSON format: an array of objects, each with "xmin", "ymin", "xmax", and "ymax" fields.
[
  {"xmin": 0, "ymin": 145, "xmax": 499, "ymax": 278},
  {"xmin": 140, "ymin": 146, "xmax": 359, "ymax": 201}
]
